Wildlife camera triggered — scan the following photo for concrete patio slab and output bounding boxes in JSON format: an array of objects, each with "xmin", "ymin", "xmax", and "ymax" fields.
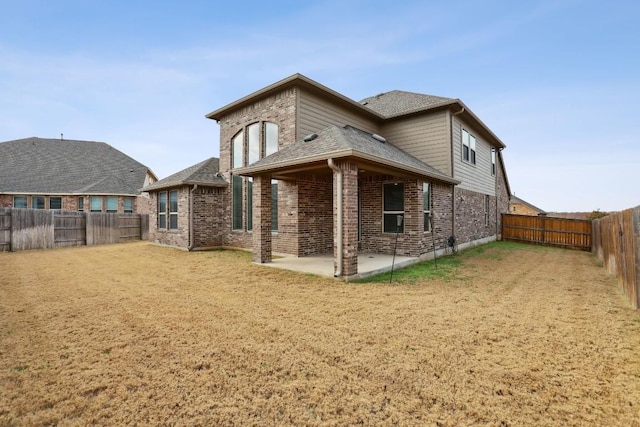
[{"xmin": 258, "ymin": 252, "xmax": 422, "ymax": 280}]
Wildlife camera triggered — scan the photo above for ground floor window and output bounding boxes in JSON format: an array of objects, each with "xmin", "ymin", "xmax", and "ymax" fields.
[
  {"xmin": 106, "ymin": 196, "xmax": 118, "ymax": 213},
  {"xmin": 49, "ymin": 196, "xmax": 62, "ymax": 210},
  {"xmin": 13, "ymin": 195, "xmax": 27, "ymax": 208},
  {"xmin": 157, "ymin": 190, "xmax": 178, "ymax": 229},
  {"xmin": 232, "ymin": 175, "xmax": 243, "ymax": 230},
  {"xmin": 78, "ymin": 197, "xmax": 84, "ymax": 211},
  {"xmin": 169, "ymin": 190, "xmax": 178, "ymax": 229},
  {"xmin": 158, "ymin": 192, "xmax": 167, "ymax": 228},
  {"xmin": 33, "ymin": 196, "xmax": 45, "ymax": 209},
  {"xmin": 383, "ymin": 182, "xmax": 404, "ymax": 233},
  {"xmin": 484, "ymin": 195, "xmax": 490, "ymax": 225},
  {"xmin": 423, "ymin": 183, "xmax": 431, "ymax": 232},
  {"xmin": 271, "ymin": 180, "xmax": 278, "ymax": 231},
  {"xmin": 235, "ymin": 176, "xmax": 278, "ymax": 232},
  {"xmin": 90, "ymin": 196, "xmax": 102, "ymax": 212},
  {"xmin": 123, "ymin": 197, "xmax": 133, "ymax": 213}
]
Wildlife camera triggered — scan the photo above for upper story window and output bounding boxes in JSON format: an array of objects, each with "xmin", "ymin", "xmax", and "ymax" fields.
[
  {"xmin": 13, "ymin": 195, "xmax": 27, "ymax": 209},
  {"xmin": 231, "ymin": 122, "xmax": 280, "ymax": 233},
  {"xmin": 462, "ymin": 129, "xmax": 476, "ymax": 165},
  {"xmin": 231, "ymin": 122, "xmax": 279, "ymax": 168}
]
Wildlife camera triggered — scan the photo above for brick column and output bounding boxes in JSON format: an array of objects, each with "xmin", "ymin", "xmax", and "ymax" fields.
[
  {"xmin": 334, "ymin": 160, "xmax": 358, "ymax": 277},
  {"xmin": 252, "ymin": 174, "xmax": 272, "ymax": 263}
]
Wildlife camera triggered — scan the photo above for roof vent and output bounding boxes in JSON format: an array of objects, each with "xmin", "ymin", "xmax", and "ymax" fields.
[
  {"xmin": 372, "ymin": 133, "xmax": 387, "ymax": 143},
  {"xmin": 303, "ymin": 133, "xmax": 318, "ymax": 142}
]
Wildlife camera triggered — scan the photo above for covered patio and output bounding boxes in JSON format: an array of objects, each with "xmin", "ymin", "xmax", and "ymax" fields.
[{"xmin": 235, "ymin": 124, "xmax": 458, "ymax": 279}]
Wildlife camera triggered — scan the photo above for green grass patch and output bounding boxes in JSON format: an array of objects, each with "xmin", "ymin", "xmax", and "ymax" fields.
[{"xmin": 358, "ymin": 240, "xmax": 532, "ymax": 284}]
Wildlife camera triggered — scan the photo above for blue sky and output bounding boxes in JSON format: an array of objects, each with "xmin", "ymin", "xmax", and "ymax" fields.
[{"xmin": 1, "ymin": 0, "xmax": 638, "ymax": 212}]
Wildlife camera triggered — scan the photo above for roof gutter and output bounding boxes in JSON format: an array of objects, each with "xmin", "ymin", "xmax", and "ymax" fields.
[
  {"xmin": 327, "ymin": 158, "xmax": 342, "ymax": 277},
  {"xmin": 188, "ymin": 184, "xmax": 198, "ymax": 251},
  {"xmin": 451, "ymin": 106, "xmax": 465, "ymax": 239}
]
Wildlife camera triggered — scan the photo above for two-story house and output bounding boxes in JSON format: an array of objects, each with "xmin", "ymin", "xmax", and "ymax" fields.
[{"xmin": 145, "ymin": 74, "xmax": 510, "ymax": 278}]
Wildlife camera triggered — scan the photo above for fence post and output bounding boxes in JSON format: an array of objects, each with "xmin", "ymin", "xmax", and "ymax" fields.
[{"xmin": 634, "ymin": 207, "xmax": 640, "ymax": 309}]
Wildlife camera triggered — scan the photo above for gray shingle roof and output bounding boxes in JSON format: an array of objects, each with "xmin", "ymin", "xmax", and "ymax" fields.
[
  {"xmin": 236, "ymin": 125, "xmax": 458, "ymax": 184},
  {"xmin": 142, "ymin": 157, "xmax": 226, "ymax": 191},
  {"xmin": 0, "ymin": 137, "xmax": 153, "ymax": 195},
  {"xmin": 359, "ymin": 90, "xmax": 455, "ymax": 119}
]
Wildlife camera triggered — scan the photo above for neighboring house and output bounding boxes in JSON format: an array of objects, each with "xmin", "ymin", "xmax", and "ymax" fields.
[
  {"xmin": 0, "ymin": 137, "xmax": 157, "ymax": 214},
  {"xmin": 509, "ymin": 195, "xmax": 546, "ymax": 216},
  {"xmin": 141, "ymin": 158, "xmax": 227, "ymax": 248},
  {"xmin": 146, "ymin": 73, "xmax": 511, "ymax": 278}
]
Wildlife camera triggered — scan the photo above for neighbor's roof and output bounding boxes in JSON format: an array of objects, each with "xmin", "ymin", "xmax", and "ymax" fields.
[
  {"xmin": 235, "ymin": 125, "xmax": 459, "ymax": 185},
  {"xmin": 142, "ymin": 157, "xmax": 226, "ymax": 191},
  {"xmin": 0, "ymin": 137, "xmax": 155, "ymax": 195},
  {"xmin": 510, "ymin": 195, "xmax": 546, "ymax": 213}
]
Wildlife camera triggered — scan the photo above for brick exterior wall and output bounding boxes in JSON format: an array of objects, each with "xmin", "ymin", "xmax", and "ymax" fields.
[
  {"xmin": 0, "ymin": 194, "xmax": 147, "ymax": 213},
  {"xmin": 453, "ymin": 188, "xmax": 497, "ymax": 244},
  {"xmin": 193, "ymin": 187, "xmax": 228, "ymax": 248},
  {"xmin": 359, "ymin": 176, "xmax": 453, "ymax": 257},
  {"xmin": 296, "ymin": 175, "xmax": 333, "ymax": 256},
  {"xmin": 148, "ymin": 187, "xmax": 190, "ymax": 248}
]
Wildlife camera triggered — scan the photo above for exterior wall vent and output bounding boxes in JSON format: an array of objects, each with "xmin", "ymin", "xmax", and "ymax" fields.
[{"xmin": 303, "ymin": 133, "xmax": 318, "ymax": 142}]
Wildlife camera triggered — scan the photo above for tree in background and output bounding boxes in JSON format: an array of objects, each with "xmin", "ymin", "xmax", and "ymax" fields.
[{"xmin": 587, "ymin": 209, "xmax": 609, "ymax": 220}]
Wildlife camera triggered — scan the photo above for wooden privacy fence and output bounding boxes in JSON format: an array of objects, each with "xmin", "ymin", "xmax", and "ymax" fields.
[
  {"xmin": 0, "ymin": 208, "xmax": 149, "ymax": 252},
  {"xmin": 502, "ymin": 214, "xmax": 592, "ymax": 251},
  {"xmin": 592, "ymin": 206, "xmax": 640, "ymax": 309}
]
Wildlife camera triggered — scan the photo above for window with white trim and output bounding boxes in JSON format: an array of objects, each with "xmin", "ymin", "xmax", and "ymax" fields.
[
  {"xmin": 462, "ymin": 129, "xmax": 476, "ymax": 165},
  {"xmin": 423, "ymin": 183, "xmax": 431, "ymax": 232},
  {"xmin": 383, "ymin": 182, "xmax": 404, "ymax": 233}
]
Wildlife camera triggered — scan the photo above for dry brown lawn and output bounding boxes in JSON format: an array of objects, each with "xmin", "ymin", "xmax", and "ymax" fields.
[{"xmin": 1, "ymin": 241, "xmax": 639, "ymax": 426}]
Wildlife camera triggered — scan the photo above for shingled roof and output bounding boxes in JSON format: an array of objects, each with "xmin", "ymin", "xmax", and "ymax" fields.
[
  {"xmin": 142, "ymin": 157, "xmax": 226, "ymax": 191},
  {"xmin": 0, "ymin": 137, "xmax": 154, "ymax": 195},
  {"xmin": 359, "ymin": 90, "xmax": 456, "ymax": 118},
  {"xmin": 235, "ymin": 125, "xmax": 458, "ymax": 185}
]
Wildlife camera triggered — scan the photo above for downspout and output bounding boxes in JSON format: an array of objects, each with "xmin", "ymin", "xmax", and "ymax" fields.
[
  {"xmin": 327, "ymin": 158, "xmax": 342, "ymax": 277},
  {"xmin": 450, "ymin": 107, "xmax": 465, "ymax": 239},
  {"xmin": 188, "ymin": 184, "xmax": 198, "ymax": 251}
]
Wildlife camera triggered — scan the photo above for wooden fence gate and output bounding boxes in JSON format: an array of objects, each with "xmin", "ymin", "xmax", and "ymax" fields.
[{"xmin": 502, "ymin": 214, "xmax": 592, "ymax": 251}]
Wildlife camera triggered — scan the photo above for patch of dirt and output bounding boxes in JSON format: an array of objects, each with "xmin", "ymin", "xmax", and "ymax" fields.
[{"xmin": 1, "ymin": 242, "xmax": 639, "ymax": 426}]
